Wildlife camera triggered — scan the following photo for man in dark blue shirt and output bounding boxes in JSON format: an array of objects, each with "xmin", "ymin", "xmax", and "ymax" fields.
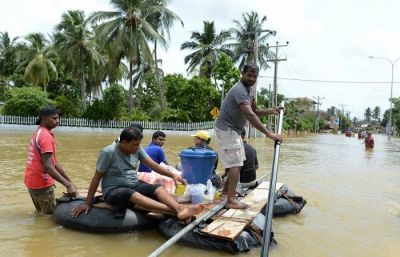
[{"xmin": 139, "ymin": 131, "xmax": 168, "ymax": 172}]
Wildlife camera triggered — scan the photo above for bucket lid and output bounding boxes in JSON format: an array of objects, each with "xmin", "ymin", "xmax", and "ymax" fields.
[{"xmin": 180, "ymin": 148, "xmax": 217, "ymax": 158}]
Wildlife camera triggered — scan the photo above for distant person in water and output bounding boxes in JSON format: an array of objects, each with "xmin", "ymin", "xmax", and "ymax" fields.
[
  {"xmin": 364, "ymin": 132, "xmax": 374, "ymax": 149},
  {"xmin": 139, "ymin": 131, "xmax": 168, "ymax": 172},
  {"xmin": 24, "ymin": 106, "xmax": 77, "ymax": 215}
]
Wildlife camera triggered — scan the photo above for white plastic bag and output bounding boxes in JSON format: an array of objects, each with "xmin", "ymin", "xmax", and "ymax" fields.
[
  {"xmin": 188, "ymin": 184, "xmax": 206, "ymax": 204},
  {"xmin": 204, "ymin": 179, "xmax": 215, "ymax": 202}
]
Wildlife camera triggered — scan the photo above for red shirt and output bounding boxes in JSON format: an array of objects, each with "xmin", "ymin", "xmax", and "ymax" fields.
[
  {"xmin": 24, "ymin": 126, "xmax": 56, "ymax": 189},
  {"xmin": 365, "ymin": 137, "xmax": 374, "ymax": 149}
]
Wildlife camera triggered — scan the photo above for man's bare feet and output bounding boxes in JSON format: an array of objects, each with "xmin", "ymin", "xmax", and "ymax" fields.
[
  {"xmin": 176, "ymin": 204, "xmax": 205, "ymax": 220},
  {"xmin": 225, "ymin": 199, "xmax": 249, "ymax": 209}
]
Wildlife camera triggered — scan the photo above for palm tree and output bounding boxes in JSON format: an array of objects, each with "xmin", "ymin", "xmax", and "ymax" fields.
[
  {"xmin": 0, "ymin": 32, "xmax": 20, "ymax": 80},
  {"xmin": 146, "ymin": 0, "xmax": 183, "ymax": 110},
  {"xmin": 94, "ymin": 45, "xmax": 128, "ymax": 94},
  {"xmin": 229, "ymin": 11, "xmax": 276, "ymax": 70},
  {"xmin": 365, "ymin": 107, "xmax": 372, "ymax": 123},
  {"xmin": 89, "ymin": 0, "xmax": 166, "ymax": 114},
  {"xmin": 372, "ymin": 106, "xmax": 381, "ymax": 122},
  {"xmin": 19, "ymin": 33, "xmax": 57, "ymax": 92},
  {"xmin": 54, "ymin": 10, "xmax": 103, "ymax": 109},
  {"xmin": 181, "ymin": 21, "xmax": 232, "ymax": 79}
]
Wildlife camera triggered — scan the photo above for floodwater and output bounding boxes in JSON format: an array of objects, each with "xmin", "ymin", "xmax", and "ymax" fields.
[{"xmin": 0, "ymin": 128, "xmax": 399, "ymax": 257}]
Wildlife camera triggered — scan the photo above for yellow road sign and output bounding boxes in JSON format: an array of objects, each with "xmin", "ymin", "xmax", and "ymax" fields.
[{"xmin": 210, "ymin": 107, "xmax": 220, "ymax": 118}]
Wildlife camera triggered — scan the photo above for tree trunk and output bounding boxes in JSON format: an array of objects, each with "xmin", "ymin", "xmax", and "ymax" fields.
[
  {"xmin": 154, "ymin": 41, "xmax": 164, "ymax": 111},
  {"xmin": 81, "ymin": 70, "xmax": 86, "ymax": 110},
  {"xmin": 128, "ymin": 61, "xmax": 133, "ymax": 115},
  {"xmin": 80, "ymin": 50, "xmax": 86, "ymax": 110}
]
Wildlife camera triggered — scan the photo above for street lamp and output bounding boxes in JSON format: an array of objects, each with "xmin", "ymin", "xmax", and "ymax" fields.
[{"xmin": 369, "ymin": 55, "xmax": 400, "ymax": 140}]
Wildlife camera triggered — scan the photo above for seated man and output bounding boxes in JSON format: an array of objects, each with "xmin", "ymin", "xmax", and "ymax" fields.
[
  {"xmin": 139, "ymin": 131, "xmax": 168, "ymax": 172},
  {"xmin": 190, "ymin": 130, "xmax": 221, "ymax": 188},
  {"xmin": 71, "ymin": 127, "xmax": 202, "ymax": 220}
]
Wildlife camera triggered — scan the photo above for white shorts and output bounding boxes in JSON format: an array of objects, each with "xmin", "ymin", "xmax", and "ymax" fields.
[{"xmin": 215, "ymin": 127, "xmax": 246, "ymax": 168}]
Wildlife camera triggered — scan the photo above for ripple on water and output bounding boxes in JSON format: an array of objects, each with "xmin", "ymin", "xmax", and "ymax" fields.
[{"xmin": 1, "ymin": 131, "xmax": 400, "ymax": 257}]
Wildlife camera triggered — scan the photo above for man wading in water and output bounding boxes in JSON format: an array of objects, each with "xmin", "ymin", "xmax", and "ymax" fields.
[
  {"xmin": 215, "ymin": 64, "xmax": 283, "ymax": 209},
  {"xmin": 24, "ymin": 106, "xmax": 77, "ymax": 214}
]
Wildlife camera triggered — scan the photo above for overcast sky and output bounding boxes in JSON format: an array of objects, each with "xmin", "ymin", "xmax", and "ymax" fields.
[{"xmin": 1, "ymin": 0, "xmax": 400, "ymax": 119}]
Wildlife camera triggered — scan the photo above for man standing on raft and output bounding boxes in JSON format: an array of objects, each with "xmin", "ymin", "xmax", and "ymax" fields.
[{"xmin": 215, "ymin": 64, "xmax": 283, "ymax": 209}]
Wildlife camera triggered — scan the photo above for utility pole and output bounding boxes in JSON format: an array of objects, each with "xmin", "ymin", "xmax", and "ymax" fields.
[
  {"xmin": 247, "ymin": 29, "xmax": 275, "ymax": 138},
  {"xmin": 369, "ymin": 55, "xmax": 400, "ymax": 140},
  {"xmin": 268, "ymin": 84, "xmax": 272, "ymax": 130},
  {"xmin": 313, "ymin": 96, "xmax": 324, "ymax": 133},
  {"xmin": 338, "ymin": 104, "xmax": 346, "ymax": 132},
  {"xmin": 266, "ymin": 41, "xmax": 289, "ymax": 131}
]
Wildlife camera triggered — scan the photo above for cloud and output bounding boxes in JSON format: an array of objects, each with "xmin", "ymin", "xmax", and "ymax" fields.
[{"xmin": 0, "ymin": 0, "xmax": 111, "ymax": 37}]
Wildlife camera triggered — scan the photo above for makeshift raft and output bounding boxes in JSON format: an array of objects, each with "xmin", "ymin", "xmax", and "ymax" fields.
[
  {"xmin": 53, "ymin": 182, "xmax": 305, "ymax": 252},
  {"xmin": 53, "ymin": 197, "xmax": 156, "ymax": 233},
  {"xmin": 158, "ymin": 181, "xmax": 306, "ymax": 252}
]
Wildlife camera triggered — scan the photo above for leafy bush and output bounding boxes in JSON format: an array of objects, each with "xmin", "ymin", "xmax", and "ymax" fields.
[
  {"xmin": 159, "ymin": 108, "xmax": 191, "ymax": 122},
  {"xmin": 126, "ymin": 109, "xmax": 151, "ymax": 121},
  {"xmin": 3, "ymin": 87, "xmax": 53, "ymax": 116},
  {"xmin": 54, "ymin": 94, "xmax": 80, "ymax": 117},
  {"xmin": 103, "ymin": 84, "xmax": 126, "ymax": 120},
  {"xmin": 0, "ymin": 77, "xmax": 12, "ymax": 101},
  {"xmin": 164, "ymin": 74, "xmax": 220, "ymax": 122},
  {"xmin": 82, "ymin": 99, "xmax": 106, "ymax": 120}
]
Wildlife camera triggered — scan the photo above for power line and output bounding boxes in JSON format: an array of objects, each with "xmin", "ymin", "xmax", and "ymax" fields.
[{"xmin": 259, "ymin": 75, "xmax": 400, "ymax": 84}]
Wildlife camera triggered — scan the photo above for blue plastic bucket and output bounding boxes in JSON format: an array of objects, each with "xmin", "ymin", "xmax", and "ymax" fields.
[{"xmin": 180, "ymin": 148, "xmax": 216, "ymax": 185}]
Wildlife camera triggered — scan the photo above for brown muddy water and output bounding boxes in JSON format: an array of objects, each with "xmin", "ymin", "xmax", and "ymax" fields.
[{"xmin": 0, "ymin": 127, "xmax": 399, "ymax": 257}]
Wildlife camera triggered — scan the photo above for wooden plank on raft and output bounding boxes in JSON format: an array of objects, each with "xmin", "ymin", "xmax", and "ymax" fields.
[
  {"xmin": 199, "ymin": 181, "xmax": 284, "ymax": 241},
  {"xmin": 256, "ymin": 181, "xmax": 284, "ymax": 190}
]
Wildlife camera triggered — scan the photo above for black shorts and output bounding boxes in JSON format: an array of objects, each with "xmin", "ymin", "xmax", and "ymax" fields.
[{"xmin": 104, "ymin": 182, "xmax": 161, "ymax": 208}]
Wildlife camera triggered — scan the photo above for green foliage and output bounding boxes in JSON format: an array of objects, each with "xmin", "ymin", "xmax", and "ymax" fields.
[
  {"xmin": 392, "ymin": 97, "xmax": 400, "ymax": 131},
  {"xmin": 364, "ymin": 107, "xmax": 372, "ymax": 122},
  {"xmin": 47, "ymin": 77, "xmax": 80, "ymax": 102},
  {"xmin": 0, "ymin": 77, "xmax": 11, "ymax": 101},
  {"xmin": 3, "ymin": 87, "xmax": 53, "ymax": 116},
  {"xmin": 134, "ymin": 72, "xmax": 161, "ymax": 113},
  {"xmin": 0, "ymin": 32, "xmax": 20, "ymax": 78},
  {"xmin": 327, "ymin": 106, "xmax": 336, "ymax": 116},
  {"xmin": 281, "ymin": 101, "xmax": 317, "ymax": 132},
  {"xmin": 126, "ymin": 109, "xmax": 151, "ymax": 121},
  {"xmin": 54, "ymin": 94, "xmax": 80, "ymax": 117},
  {"xmin": 181, "ymin": 21, "xmax": 232, "ymax": 78},
  {"xmin": 82, "ymin": 84, "xmax": 127, "ymax": 121},
  {"xmin": 230, "ymin": 11, "xmax": 276, "ymax": 70},
  {"xmin": 296, "ymin": 112, "xmax": 316, "ymax": 131},
  {"xmin": 164, "ymin": 74, "xmax": 220, "ymax": 121},
  {"xmin": 103, "ymin": 84, "xmax": 126, "ymax": 120},
  {"xmin": 282, "ymin": 102, "xmax": 301, "ymax": 130},
  {"xmin": 20, "ymin": 33, "xmax": 58, "ymax": 91},
  {"xmin": 214, "ymin": 53, "xmax": 240, "ymax": 94},
  {"xmin": 82, "ymin": 99, "xmax": 106, "ymax": 120},
  {"xmin": 159, "ymin": 108, "xmax": 191, "ymax": 122}
]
